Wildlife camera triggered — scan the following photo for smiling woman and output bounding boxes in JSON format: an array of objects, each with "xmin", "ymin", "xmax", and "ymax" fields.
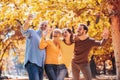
[{"xmin": 39, "ymin": 28, "xmax": 66, "ymax": 80}]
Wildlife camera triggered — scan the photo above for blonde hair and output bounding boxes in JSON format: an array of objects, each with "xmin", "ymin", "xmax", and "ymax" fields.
[
  {"xmin": 50, "ymin": 28, "xmax": 62, "ymax": 39},
  {"xmin": 53, "ymin": 28, "xmax": 62, "ymax": 34}
]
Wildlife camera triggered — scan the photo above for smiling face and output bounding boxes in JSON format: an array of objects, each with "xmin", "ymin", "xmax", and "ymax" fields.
[
  {"xmin": 52, "ymin": 29, "xmax": 62, "ymax": 39},
  {"xmin": 77, "ymin": 25, "xmax": 88, "ymax": 36},
  {"xmin": 40, "ymin": 24, "xmax": 47, "ymax": 31},
  {"xmin": 39, "ymin": 21, "xmax": 48, "ymax": 31},
  {"xmin": 62, "ymin": 29, "xmax": 71, "ymax": 39},
  {"xmin": 77, "ymin": 26, "xmax": 84, "ymax": 36}
]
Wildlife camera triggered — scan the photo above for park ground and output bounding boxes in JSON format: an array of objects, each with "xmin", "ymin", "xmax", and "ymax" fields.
[{"xmin": 1, "ymin": 74, "xmax": 116, "ymax": 80}]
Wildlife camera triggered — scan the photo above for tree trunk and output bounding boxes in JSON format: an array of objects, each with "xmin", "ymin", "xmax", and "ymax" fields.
[
  {"xmin": 111, "ymin": 16, "xmax": 120, "ymax": 80},
  {"xmin": 107, "ymin": 0, "xmax": 120, "ymax": 79}
]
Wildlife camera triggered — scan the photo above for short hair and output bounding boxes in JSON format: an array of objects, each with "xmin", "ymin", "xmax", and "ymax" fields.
[
  {"xmin": 53, "ymin": 28, "xmax": 62, "ymax": 34},
  {"xmin": 39, "ymin": 21, "xmax": 48, "ymax": 27},
  {"xmin": 50, "ymin": 28, "xmax": 62, "ymax": 39},
  {"xmin": 78, "ymin": 24, "xmax": 88, "ymax": 33}
]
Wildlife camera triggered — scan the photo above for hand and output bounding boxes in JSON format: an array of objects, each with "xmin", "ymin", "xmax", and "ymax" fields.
[
  {"xmin": 42, "ymin": 30, "xmax": 48, "ymax": 38},
  {"xmin": 27, "ymin": 14, "xmax": 34, "ymax": 21},
  {"xmin": 102, "ymin": 28, "xmax": 109, "ymax": 39},
  {"xmin": 73, "ymin": 34, "xmax": 79, "ymax": 41}
]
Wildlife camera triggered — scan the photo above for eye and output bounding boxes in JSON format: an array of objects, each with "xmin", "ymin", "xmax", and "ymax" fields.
[{"xmin": 44, "ymin": 25, "xmax": 47, "ymax": 27}]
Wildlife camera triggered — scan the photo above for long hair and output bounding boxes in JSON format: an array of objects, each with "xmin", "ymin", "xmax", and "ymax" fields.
[{"xmin": 62, "ymin": 28, "xmax": 74, "ymax": 44}]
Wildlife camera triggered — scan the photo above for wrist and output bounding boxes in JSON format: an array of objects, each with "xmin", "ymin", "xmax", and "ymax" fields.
[{"xmin": 26, "ymin": 19, "xmax": 31, "ymax": 22}]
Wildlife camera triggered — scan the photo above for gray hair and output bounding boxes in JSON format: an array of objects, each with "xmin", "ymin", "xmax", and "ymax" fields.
[{"xmin": 39, "ymin": 21, "xmax": 48, "ymax": 27}]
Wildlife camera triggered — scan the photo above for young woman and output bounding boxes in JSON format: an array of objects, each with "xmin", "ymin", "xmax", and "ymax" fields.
[
  {"xmin": 59, "ymin": 28, "xmax": 74, "ymax": 78},
  {"xmin": 39, "ymin": 29, "xmax": 67, "ymax": 80}
]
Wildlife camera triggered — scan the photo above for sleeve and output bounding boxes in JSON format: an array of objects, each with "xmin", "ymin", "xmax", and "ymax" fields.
[
  {"xmin": 92, "ymin": 39, "xmax": 107, "ymax": 47},
  {"xmin": 39, "ymin": 37, "xmax": 48, "ymax": 49},
  {"xmin": 20, "ymin": 27, "xmax": 32, "ymax": 38}
]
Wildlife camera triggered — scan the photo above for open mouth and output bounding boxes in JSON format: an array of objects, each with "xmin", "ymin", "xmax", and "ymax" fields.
[{"xmin": 53, "ymin": 35, "xmax": 57, "ymax": 37}]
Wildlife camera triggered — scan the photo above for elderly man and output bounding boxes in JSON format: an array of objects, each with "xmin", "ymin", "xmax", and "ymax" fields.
[{"xmin": 21, "ymin": 14, "xmax": 48, "ymax": 80}]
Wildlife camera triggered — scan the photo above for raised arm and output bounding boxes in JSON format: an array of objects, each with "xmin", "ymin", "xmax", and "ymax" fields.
[
  {"xmin": 39, "ymin": 31, "xmax": 48, "ymax": 49},
  {"xmin": 21, "ymin": 14, "xmax": 34, "ymax": 37},
  {"xmin": 102, "ymin": 27, "xmax": 109, "ymax": 40},
  {"xmin": 92, "ymin": 28, "xmax": 109, "ymax": 46},
  {"xmin": 22, "ymin": 14, "xmax": 33, "ymax": 31},
  {"xmin": 92, "ymin": 39, "xmax": 107, "ymax": 46},
  {"xmin": 39, "ymin": 38, "xmax": 48, "ymax": 49}
]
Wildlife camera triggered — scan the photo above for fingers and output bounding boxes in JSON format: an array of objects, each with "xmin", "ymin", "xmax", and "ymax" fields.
[
  {"xmin": 102, "ymin": 28, "xmax": 109, "ymax": 39},
  {"xmin": 42, "ymin": 31, "xmax": 47, "ymax": 37},
  {"xmin": 27, "ymin": 14, "xmax": 34, "ymax": 20}
]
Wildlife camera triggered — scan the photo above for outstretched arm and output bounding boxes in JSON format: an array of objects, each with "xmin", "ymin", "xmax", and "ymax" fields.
[
  {"xmin": 93, "ymin": 28, "xmax": 109, "ymax": 46},
  {"xmin": 39, "ymin": 31, "xmax": 48, "ymax": 49}
]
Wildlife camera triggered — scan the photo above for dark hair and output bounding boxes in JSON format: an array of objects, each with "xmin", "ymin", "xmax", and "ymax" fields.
[
  {"xmin": 15, "ymin": 19, "xmax": 22, "ymax": 26},
  {"xmin": 63, "ymin": 28, "xmax": 74, "ymax": 44},
  {"xmin": 79, "ymin": 24, "xmax": 88, "ymax": 33}
]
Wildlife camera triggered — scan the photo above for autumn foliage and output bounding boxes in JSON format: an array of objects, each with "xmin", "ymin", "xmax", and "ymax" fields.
[{"xmin": 0, "ymin": 0, "xmax": 113, "ymax": 70}]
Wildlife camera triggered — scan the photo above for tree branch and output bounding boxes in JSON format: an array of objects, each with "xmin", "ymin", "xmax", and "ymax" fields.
[{"xmin": 0, "ymin": 42, "xmax": 12, "ymax": 62}]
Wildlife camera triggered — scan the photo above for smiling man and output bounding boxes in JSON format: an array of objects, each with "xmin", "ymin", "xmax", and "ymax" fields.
[
  {"xmin": 72, "ymin": 24, "xmax": 109, "ymax": 80},
  {"xmin": 21, "ymin": 14, "xmax": 48, "ymax": 80}
]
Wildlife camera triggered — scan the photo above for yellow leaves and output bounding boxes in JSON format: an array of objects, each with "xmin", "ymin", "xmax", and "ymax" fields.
[
  {"xmin": 0, "ymin": 13, "xmax": 4, "ymax": 20},
  {"xmin": 28, "ymin": 3, "xmax": 40, "ymax": 12},
  {"xmin": 1, "ymin": 5, "xmax": 9, "ymax": 13},
  {"xmin": 0, "ymin": 43, "xmax": 2, "ymax": 50},
  {"xmin": 57, "ymin": 0, "xmax": 66, "ymax": 3},
  {"xmin": 14, "ymin": 0, "xmax": 25, "ymax": 5},
  {"xmin": 3, "ymin": 53, "xmax": 9, "ymax": 58},
  {"xmin": 0, "ymin": 0, "xmax": 113, "ymax": 63},
  {"xmin": 98, "ymin": 0, "xmax": 102, "ymax": 3}
]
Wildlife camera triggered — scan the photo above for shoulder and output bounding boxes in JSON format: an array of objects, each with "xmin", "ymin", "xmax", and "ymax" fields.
[
  {"xmin": 73, "ymin": 34, "xmax": 79, "ymax": 41},
  {"xmin": 85, "ymin": 37, "xmax": 96, "ymax": 44},
  {"xmin": 46, "ymin": 39, "xmax": 52, "ymax": 43},
  {"xmin": 36, "ymin": 30, "xmax": 41, "ymax": 32},
  {"xmin": 26, "ymin": 29, "xmax": 34, "ymax": 33},
  {"xmin": 88, "ymin": 37, "xmax": 95, "ymax": 41},
  {"xmin": 28, "ymin": 28, "xmax": 34, "ymax": 31}
]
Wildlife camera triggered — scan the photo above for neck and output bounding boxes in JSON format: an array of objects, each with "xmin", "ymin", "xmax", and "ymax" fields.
[
  {"xmin": 64, "ymin": 37, "xmax": 71, "ymax": 44},
  {"xmin": 78, "ymin": 35, "xmax": 88, "ymax": 40},
  {"xmin": 53, "ymin": 38, "xmax": 59, "ymax": 42}
]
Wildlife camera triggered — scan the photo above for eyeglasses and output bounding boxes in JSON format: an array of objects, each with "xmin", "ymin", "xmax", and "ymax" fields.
[
  {"xmin": 42, "ymin": 24, "xmax": 47, "ymax": 27},
  {"xmin": 44, "ymin": 25, "xmax": 47, "ymax": 27}
]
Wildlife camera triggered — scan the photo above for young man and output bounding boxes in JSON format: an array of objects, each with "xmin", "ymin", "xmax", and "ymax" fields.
[
  {"xmin": 21, "ymin": 14, "xmax": 48, "ymax": 80},
  {"xmin": 72, "ymin": 24, "xmax": 109, "ymax": 80}
]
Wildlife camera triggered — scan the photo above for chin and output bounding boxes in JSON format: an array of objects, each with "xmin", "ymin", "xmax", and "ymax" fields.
[{"xmin": 64, "ymin": 36, "xmax": 67, "ymax": 37}]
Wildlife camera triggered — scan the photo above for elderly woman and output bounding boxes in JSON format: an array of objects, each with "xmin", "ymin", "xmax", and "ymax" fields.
[{"xmin": 39, "ymin": 28, "xmax": 67, "ymax": 80}]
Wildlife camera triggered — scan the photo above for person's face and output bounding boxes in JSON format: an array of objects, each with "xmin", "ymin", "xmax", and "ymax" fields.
[
  {"xmin": 40, "ymin": 24, "xmax": 48, "ymax": 31},
  {"xmin": 77, "ymin": 26, "xmax": 86, "ymax": 36},
  {"xmin": 52, "ymin": 30, "xmax": 61, "ymax": 39},
  {"xmin": 62, "ymin": 30, "xmax": 71, "ymax": 39}
]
